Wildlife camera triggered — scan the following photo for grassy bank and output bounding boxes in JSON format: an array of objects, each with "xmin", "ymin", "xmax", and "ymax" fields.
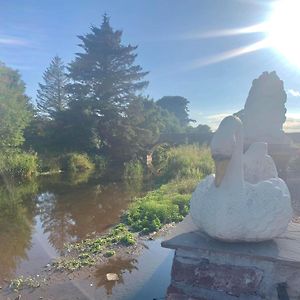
[
  {"xmin": 123, "ymin": 145, "xmax": 214, "ymax": 233},
  {"xmin": 7, "ymin": 144, "xmax": 214, "ymax": 291},
  {"xmin": 53, "ymin": 145, "xmax": 213, "ymax": 270}
]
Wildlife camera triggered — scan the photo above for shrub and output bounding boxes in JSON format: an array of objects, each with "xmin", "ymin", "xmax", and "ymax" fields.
[
  {"xmin": 61, "ymin": 153, "xmax": 95, "ymax": 173},
  {"xmin": 0, "ymin": 152, "xmax": 38, "ymax": 180}
]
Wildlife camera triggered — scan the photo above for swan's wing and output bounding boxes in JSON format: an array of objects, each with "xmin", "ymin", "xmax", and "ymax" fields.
[
  {"xmin": 244, "ymin": 180, "xmax": 292, "ymax": 238},
  {"xmin": 244, "ymin": 144, "xmax": 278, "ymax": 183},
  {"xmin": 268, "ymin": 177, "xmax": 290, "ymax": 198},
  {"xmin": 190, "ymin": 174, "xmax": 214, "ymax": 224}
]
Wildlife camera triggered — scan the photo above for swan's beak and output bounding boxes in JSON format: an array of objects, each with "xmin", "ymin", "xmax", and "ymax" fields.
[{"xmin": 214, "ymin": 159, "xmax": 230, "ymax": 187}]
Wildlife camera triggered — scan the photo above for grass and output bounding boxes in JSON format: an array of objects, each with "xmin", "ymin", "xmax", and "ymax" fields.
[
  {"xmin": 155, "ymin": 144, "xmax": 214, "ymax": 183},
  {"xmin": 124, "ymin": 145, "xmax": 214, "ymax": 233}
]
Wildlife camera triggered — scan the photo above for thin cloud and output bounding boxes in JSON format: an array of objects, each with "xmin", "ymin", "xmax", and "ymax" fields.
[
  {"xmin": 204, "ymin": 112, "xmax": 235, "ymax": 130},
  {"xmin": 0, "ymin": 36, "xmax": 29, "ymax": 46},
  {"xmin": 288, "ymin": 89, "xmax": 300, "ymax": 97},
  {"xmin": 284, "ymin": 113, "xmax": 300, "ymax": 132}
]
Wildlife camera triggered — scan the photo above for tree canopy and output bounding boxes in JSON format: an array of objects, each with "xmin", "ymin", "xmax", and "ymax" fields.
[
  {"xmin": 156, "ymin": 96, "xmax": 195, "ymax": 127},
  {"xmin": 0, "ymin": 62, "xmax": 32, "ymax": 151}
]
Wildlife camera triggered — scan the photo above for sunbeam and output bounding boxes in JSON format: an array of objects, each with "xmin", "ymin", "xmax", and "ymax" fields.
[
  {"xmin": 181, "ymin": 23, "xmax": 267, "ymax": 40},
  {"xmin": 186, "ymin": 39, "xmax": 268, "ymax": 69}
]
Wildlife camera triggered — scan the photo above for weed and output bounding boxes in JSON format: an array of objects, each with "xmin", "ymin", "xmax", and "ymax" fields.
[
  {"xmin": 9, "ymin": 275, "xmax": 45, "ymax": 291},
  {"xmin": 104, "ymin": 250, "xmax": 115, "ymax": 257},
  {"xmin": 54, "ymin": 224, "xmax": 136, "ymax": 271}
]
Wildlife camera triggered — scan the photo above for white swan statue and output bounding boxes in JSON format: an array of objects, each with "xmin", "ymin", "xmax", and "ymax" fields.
[{"xmin": 190, "ymin": 115, "xmax": 292, "ymax": 242}]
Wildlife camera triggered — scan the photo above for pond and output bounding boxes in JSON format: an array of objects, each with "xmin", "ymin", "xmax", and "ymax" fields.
[{"xmin": 0, "ymin": 175, "xmax": 173, "ymax": 299}]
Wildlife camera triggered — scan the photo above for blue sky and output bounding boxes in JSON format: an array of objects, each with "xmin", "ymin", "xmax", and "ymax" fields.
[{"xmin": 1, "ymin": 0, "xmax": 299, "ymax": 131}]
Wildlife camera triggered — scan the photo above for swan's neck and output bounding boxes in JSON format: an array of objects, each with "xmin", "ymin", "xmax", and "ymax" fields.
[{"xmin": 222, "ymin": 126, "xmax": 244, "ymax": 189}]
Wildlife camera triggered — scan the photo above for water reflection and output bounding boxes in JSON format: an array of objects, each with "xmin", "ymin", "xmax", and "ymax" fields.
[
  {"xmin": 0, "ymin": 174, "xmax": 144, "ymax": 286},
  {"xmin": 37, "ymin": 182, "xmax": 134, "ymax": 252},
  {"xmin": 94, "ymin": 258, "xmax": 138, "ymax": 295},
  {"xmin": 0, "ymin": 181, "xmax": 37, "ymax": 282}
]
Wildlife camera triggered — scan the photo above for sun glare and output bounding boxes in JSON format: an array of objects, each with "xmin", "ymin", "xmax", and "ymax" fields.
[{"xmin": 267, "ymin": 0, "xmax": 300, "ymax": 68}]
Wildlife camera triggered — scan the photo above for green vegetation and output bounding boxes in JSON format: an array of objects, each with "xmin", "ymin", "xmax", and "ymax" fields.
[
  {"xmin": 0, "ymin": 62, "xmax": 32, "ymax": 151},
  {"xmin": 124, "ymin": 180, "xmax": 193, "ymax": 233},
  {"xmin": 155, "ymin": 144, "xmax": 214, "ymax": 183},
  {"xmin": 0, "ymin": 63, "xmax": 35, "ymax": 180},
  {"xmin": 124, "ymin": 145, "xmax": 214, "ymax": 233},
  {"xmin": 54, "ymin": 253, "xmax": 96, "ymax": 271},
  {"xmin": 54, "ymin": 224, "xmax": 136, "ymax": 271},
  {"xmin": 123, "ymin": 159, "xmax": 144, "ymax": 180},
  {"xmin": 36, "ymin": 56, "xmax": 70, "ymax": 118},
  {"xmin": 157, "ymin": 96, "xmax": 195, "ymax": 127},
  {"xmin": 61, "ymin": 153, "xmax": 95, "ymax": 173},
  {"xmin": 0, "ymin": 152, "xmax": 38, "ymax": 180},
  {"xmin": 9, "ymin": 275, "xmax": 44, "ymax": 291},
  {"xmin": 0, "ymin": 15, "xmax": 212, "ymax": 182},
  {"xmin": 104, "ymin": 250, "xmax": 116, "ymax": 257}
]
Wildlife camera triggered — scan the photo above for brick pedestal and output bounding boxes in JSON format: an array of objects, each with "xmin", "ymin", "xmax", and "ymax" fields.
[{"xmin": 162, "ymin": 217, "xmax": 300, "ymax": 300}]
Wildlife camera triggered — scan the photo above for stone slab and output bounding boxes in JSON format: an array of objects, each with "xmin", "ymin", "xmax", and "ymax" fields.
[{"xmin": 162, "ymin": 215, "xmax": 300, "ymax": 266}]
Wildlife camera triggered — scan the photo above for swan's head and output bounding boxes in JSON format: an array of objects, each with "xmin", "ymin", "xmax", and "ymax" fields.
[{"xmin": 211, "ymin": 116, "xmax": 243, "ymax": 187}]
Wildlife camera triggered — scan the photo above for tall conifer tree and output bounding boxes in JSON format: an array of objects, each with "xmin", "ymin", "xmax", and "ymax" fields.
[
  {"xmin": 67, "ymin": 14, "xmax": 149, "ymax": 128},
  {"xmin": 37, "ymin": 56, "xmax": 69, "ymax": 118}
]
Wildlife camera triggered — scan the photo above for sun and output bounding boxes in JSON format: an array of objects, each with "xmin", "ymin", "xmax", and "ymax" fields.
[{"xmin": 267, "ymin": 0, "xmax": 300, "ymax": 68}]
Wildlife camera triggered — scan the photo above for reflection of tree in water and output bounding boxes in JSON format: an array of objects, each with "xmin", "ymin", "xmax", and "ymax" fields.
[
  {"xmin": 37, "ymin": 191, "xmax": 74, "ymax": 253},
  {"xmin": 94, "ymin": 258, "xmax": 138, "ymax": 295},
  {"xmin": 0, "ymin": 181, "xmax": 37, "ymax": 283},
  {"xmin": 38, "ymin": 181, "xmax": 138, "ymax": 252}
]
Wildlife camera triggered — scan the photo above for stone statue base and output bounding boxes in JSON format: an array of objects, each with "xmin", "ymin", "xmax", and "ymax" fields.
[{"xmin": 162, "ymin": 216, "xmax": 300, "ymax": 300}]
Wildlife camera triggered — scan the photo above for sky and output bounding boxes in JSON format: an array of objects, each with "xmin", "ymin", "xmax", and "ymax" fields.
[{"xmin": 0, "ymin": 0, "xmax": 299, "ymax": 131}]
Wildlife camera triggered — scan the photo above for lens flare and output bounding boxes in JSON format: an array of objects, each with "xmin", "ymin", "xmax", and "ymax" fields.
[{"xmin": 266, "ymin": 0, "xmax": 300, "ymax": 68}]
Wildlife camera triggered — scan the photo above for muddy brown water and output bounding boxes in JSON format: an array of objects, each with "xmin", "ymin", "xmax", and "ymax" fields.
[{"xmin": 0, "ymin": 175, "xmax": 173, "ymax": 299}]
